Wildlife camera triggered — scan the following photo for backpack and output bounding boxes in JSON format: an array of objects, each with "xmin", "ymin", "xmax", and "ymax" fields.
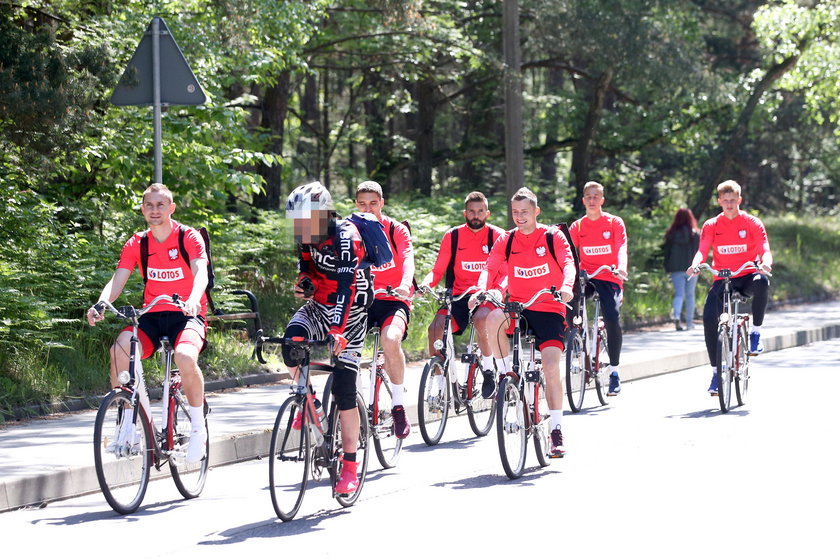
[
  {"xmin": 346, "ymin": 213, "xmax": 394, "ymax": 269},
  {"xmin": 445, "ymin": 227, "xmax": 497, "ymax": 289},
  {"xmin": 388, "ymin": 219, "xmax": 420, "ymax": 291},
  {"xmin": 505, "ymin": 223, "xmax": 579, "ymax": 289},
  {"xmin": 140, "ymin": 225, "xmax": 218, "ymax": 314}
]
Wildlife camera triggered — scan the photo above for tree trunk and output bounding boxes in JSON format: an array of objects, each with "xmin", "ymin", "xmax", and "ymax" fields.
[
  {"xmin": 414, "ymin": 78, "xmax": 436, "ymax": 196},
  {"xmin": 253, "ymin": 71, "xmax": 290, "ymax": 210},
  {"xmin": 539, "ymin": 66, "xmax": 564, "ymax": 196},
  {"xmin": 570, "ymin": 68, "xmax": 613, "ymax": 213}
]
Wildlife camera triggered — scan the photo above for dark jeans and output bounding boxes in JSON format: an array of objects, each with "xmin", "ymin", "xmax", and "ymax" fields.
[
  {"xmin": 702, "ymin": 273, "xmax": 770, "ymax": 366},
  {"xmin": 571, "ymin": 279, "xmax": 623, "ymax": 367}
]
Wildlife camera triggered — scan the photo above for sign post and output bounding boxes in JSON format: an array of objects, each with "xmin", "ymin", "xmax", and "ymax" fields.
[{"xmin": 111, "ymin": 17, "xmax": 206, "ymax": 183}]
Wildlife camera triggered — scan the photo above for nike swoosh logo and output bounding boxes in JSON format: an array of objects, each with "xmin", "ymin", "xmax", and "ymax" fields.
[{"xmin": 511, "ymin": 251, "xmax": 521, "ymax": 255}]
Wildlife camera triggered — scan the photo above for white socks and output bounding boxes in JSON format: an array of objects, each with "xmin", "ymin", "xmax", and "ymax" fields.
[
  {"xmin": 550, "ymin": 411, "xmax": 563, "ymax": 431},
  {"xmin": 391, "ymin": 383, "xmax": 405, "ymax": 407},
  {"xmin": 189, "ymin": 405, "xmax": 205, "ymax": 432}
]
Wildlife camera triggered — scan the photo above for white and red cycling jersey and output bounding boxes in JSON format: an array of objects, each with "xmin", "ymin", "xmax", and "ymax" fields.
[
  {"xmin": 484, "ymin": 224, "xmax": 576, "ymax": 315},
  {"xmin": 425, "ymin": 223, "xmax": 505, "ymax": 296},
  {"xmin": 697, "ymin": 210, "xmax": 770, "ymax": 280},
  {"xmin": 118, "ymin": 220, "xmax": 208, "ymax": 316},
  {"xmin": 569, "ymin": 212, "xmax": 627, "ymax": 288}
]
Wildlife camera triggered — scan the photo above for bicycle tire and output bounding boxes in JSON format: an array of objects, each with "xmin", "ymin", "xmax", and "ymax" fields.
[
  {"xmin": 735, "ymin": 322, "xmax": 750, "ymax": 406},
  {"xmin": 418, "ymin": 357, "xmax": 450, "ymax": 446},
  {"xmin": 716, "ymin": 327, "xmax": 733, "ymax": 413},
  {"xmin": 93, "ymin": 389, "xmax": 153, "ymax": 515},
  {"xmin": 269, "ymin": 396, "xmax": 311, "ymax": 521},
  {"xmin": 466, "ymin": 361, "xmax": 496, "ymax": 436},
  {"xmin": 372, "ymin": 372, "xmax": 403, "ymax": 468},
  {"xmin": 564, "ymin": 328, "xmax": 586, "ymax": 412},
  {"xmin": 169, "ymin": 397, "xmax": 209, "ymax": 499},
  {"xmin": 532, "ymin": 375, "xmax": 551, "ymax": 468},
  {"xmin": 594, "ymin": 326, "xmax": 611, "ymax": 405},
  {"xmin": 496, "ymin": 376, "xmax": 527, "ymax": 479},
  {"xmin": 333, "ymin": 393, "xmax": 370, "ymax": 507}
]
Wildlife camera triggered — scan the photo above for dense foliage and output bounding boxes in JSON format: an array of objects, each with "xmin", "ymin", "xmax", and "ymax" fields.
[{"xmin": 2, "ymin": 1, "xmax": 839, "ymax": 417}]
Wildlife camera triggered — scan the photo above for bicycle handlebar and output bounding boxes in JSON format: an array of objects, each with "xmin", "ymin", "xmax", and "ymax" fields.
[
  {"xmin": 477, "ymin": 286, "xmax": 569, "ymax": 312},
  {"xmin": 580, "ymin": 265, "xmax": 625, "ymax": 284},
  {"xmin": 373, "ymin": 285, "xmax": 412, "ymax": 301},
  {"xmin": 93, "ymin": 294, "xmax": 185, "ymax": 321},
  {"xmin": 694, "ymin": 261, "xmax": 771, "ymax": 278},
  {"xmin": 419, "ymin": 285, "xmax": 480, "ymax": 306}
]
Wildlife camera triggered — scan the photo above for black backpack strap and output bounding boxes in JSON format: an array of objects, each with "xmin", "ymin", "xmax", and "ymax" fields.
[
  {"xmin": 504, "ymin": 228, "xmax": 516, "ymax": 260},
  {"xmin": 487, "ymin": 227, "xmax": 495, "ymax": 250},
  {"xmin": 140, "ymin": 232, "xmax": 149, "ymax": 285},
  {"xmin": 445, "ymin": 228, "xmax": 459, "ymax": 289}
]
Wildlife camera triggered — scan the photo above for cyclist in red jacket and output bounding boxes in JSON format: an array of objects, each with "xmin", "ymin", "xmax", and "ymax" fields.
[
  {"xmin": 86, "ymin": 183, "xmax": 209, "ymax": 463},
  {"xmin": 284, "ymin": 181, "xmax": 372, "ymax": 494},
  {"xmin": 475, "ymin": 187, "xmax": 575, "ymax": 457},
  {"xmin": 688, "ymin": 180, "xmax": 773, "ymax": 395},
  {"xmin": 419, "ymin": 192, "xmax": 505, "ymax": 399},
  {"xmin": 355, "ymin": 180, "xmax": 415, "ymax": 440},
  {"xmin": 569, "ymin": 181, "xmax": 629, "ymax": 397}
]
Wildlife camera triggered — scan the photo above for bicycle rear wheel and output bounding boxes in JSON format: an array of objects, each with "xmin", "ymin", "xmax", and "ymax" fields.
[
  {"xmin": 735, "ymin": 322, "xmax": 750, "ymax": 406},
  {"xmin": 565, "ymin": 328, "xmax": 586, "ymax": 412},
  {"xmin": 333, "ymin": 394, "xmax": 370, "ymax": 507},
  {"xmin": 716, "ymin": 327, "xmax": 733, "ymax": 413},
  {"xmin": 269, "ymin": 396, "xmax": 311, "ymax": 521},
  {"xmin": 93, "ymin": 389, "xmax": 152, "ymax": 515},
  {"xmin": 496, "ymin": 376, "xmax": 527, "ymax": 479},
  {"xmin": 466, "ymin": 361, "xmax": 495, "ymax": 436},
  {"xmin": 169, "ymin": 397, "xmax": 209, "ymax": 499},
  {"xmin": 418, "ymin": 357, "xmax": 450, "ymax": 445},
  {"xmin": 372, "ymin": 372, "xmax": 403, "ymax": 468},
  {"xmin": 594, "ymin": 327, "xmax": 611, "ymax": 405},
  {"xmin": 532, "ymin": 376, "xmax": 551, "ymax": 468}
]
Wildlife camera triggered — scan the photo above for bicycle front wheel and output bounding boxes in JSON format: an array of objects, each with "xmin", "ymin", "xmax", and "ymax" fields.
[
  {"xmin": 372, "ymin": 373, "xmax": 403, "ymax": 468},
  {"xmin": 532, "ymin": 376, "xmax": 551, "ymax": 468},
  {"xmin": 269, "ymin": 396, "xmax": 311, "ymax": 521},
  {"xmin": 466, "ymin": 362, "xmax": 495, "ymax": 436},
  {"xmin": 333, "ymin": 394, "xmax": 370, "ymax": 507},
  {"xmin": 169, "ymin": 397, "xmax": 209, "ymax": 499},
  {"xmin": 716, "ymin": 327, "xmax": 733, "ymax": 413},
  {"xmin": 418, "ymin": 358, "xmax": 450, "ymax": 445},
  {"xmin": 594, "ymin": 327, "xmax": 611, "ymax": 405},
  {"xmin": 496, "ymin": 376, "xmax": 527, "ymax": 479},
  {"xmin": 93, "ymin": 389, "xmax": 152, "ymax": 515},
  {"xmin": 565, "ymin": 328, "xmax": 586, "ymax": 412},
  {"xmin": 735, "ymin": 323, "xmax": 750, "ymax": 406}
]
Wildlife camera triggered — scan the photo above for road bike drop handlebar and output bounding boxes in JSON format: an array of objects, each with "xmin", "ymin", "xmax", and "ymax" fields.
[{"xmin": 693, "ymin": 261, "xmax": 772, "ymax": 279}]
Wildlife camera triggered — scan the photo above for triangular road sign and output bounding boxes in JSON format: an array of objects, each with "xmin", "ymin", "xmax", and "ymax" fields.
[{"xmin": 111, "ymin": 17, "xmax": 206, "ymax": 106}]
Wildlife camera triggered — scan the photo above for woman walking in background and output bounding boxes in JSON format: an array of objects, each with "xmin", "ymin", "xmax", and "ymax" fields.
[{"xmin": 664, "ymin": 208, "xmax": 700, "ymax": 330}]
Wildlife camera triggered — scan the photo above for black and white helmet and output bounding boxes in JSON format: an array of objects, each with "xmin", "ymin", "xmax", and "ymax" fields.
[{"xmin": 285, "ymin": 181, "xmax": 333, "ymax": 217}]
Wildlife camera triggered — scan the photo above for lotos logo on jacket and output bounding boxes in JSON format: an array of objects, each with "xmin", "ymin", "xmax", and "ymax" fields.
[
  {"xmin": 583, "ymin": 245, "xmax": 612, "ymax": 256},
  {"xmin": 513, "ymin": 264, "xmax": 549, "ymax": 278},
  {"xmin": 461, "ymin": 261, "xmax": 486, "ymax": 272},
  {"xmin": 148, "ymin": 267, "xmax": 185, "ymax": 282}
]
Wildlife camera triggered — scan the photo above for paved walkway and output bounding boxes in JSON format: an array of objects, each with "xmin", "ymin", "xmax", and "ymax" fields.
[{"xmin": 2, "ymin": 300, "xmax": 839, "ymax": 512}]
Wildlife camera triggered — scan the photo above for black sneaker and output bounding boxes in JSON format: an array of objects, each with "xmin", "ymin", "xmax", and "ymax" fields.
[{"xmin": 481, "ymin": 369, "xmax": 496, "ymax": 399}]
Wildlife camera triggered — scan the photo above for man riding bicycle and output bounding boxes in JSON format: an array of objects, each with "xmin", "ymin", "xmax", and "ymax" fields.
[
  {"xmin": 474, "ymin": 187, "xmax": 575, "ymax": 458},
  {"xmin": 688, "ymin": 180, "xmax": 773, "ymax": 395},
  {"xmin": 569, "ymin": 181, "xmax": 629, "ymax": 397},
  {"xmin": 355, "ymin": 180, "xmax": 415, "ymax": 440},
  {"xmin": 86, "ymin": 183, "xmax": 209, "ymax": 463},
  {"xmin": 419, "ymin": 191, "xmax": 504, "ymax": 400}
]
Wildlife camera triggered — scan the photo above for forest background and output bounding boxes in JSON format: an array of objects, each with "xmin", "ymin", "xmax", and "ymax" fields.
[{"xmin": 1, "ymin": 0, "xmax": 839, "ymax": 419}]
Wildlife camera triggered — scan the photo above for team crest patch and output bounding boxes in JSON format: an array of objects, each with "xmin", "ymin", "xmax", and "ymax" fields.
[
  {"xmin": 738, "ymin": 230, "xmax": 747, "ymax": 239},
  {"xmin": 168, "ymin": 248, "xmax": 179, "ymax": 260},
  {"xmin": 603, "ymin": 231, "xmax": 611, "ymax": 240},
  {"xmin": 536, "ymin": 246, "xmax": 546, "ymax": 257},
  {"xmin": 482, "ymin": 244, "xmax": 489, "ymax": 254}
]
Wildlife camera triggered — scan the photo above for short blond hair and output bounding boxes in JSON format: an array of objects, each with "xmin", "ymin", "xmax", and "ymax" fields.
[
  {"xmin": 356, "ymin": 180, "xmax": 383, "ymax": 199},
  {"xmin": 717, "ymin": 180, "xmax": 742, "ymax": 197},
  {"xmin": 142, "ymin": 183, "xmax": 174, "ymax": 204},
  {"xmin": 582, "ymin": 181, "xmax": 604, "ymax": 196},
  {"xmin": 511, "ymin": 187, "xmax": 538, "ymax": 207}
]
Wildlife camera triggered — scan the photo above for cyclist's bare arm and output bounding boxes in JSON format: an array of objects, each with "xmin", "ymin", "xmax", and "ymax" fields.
[
  {"xmin": 87, "ymin": 268, "xmax": 132, "ymax": 326},
  {"xmin": 184, "ymin": 257, "xmax": 209, "ymax": 317}
]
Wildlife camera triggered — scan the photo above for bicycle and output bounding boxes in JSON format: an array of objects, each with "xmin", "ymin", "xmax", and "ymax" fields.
[
  {"xmin": 565, "ymin": 264, "xmax": 621, "ymax": 412},
  {"xmin": 91, "ymin": 294, "xmax": 209, "ymax": 515},
  {"xmin": 255, "ymin": 335, "xmax": 370, "ymax": 521},
  {"xmin": 478, "ymin": 287, "xmax": 560, "ymax": 479},
  {"xmin": 364, "ymin": 287, "xmax": 406, "ymax": 468},
  {"xmin": 417, "ymin": 286, "xmax": 496, "ymax": 446},
  {"xmin": 694, "ymin": 261, "xmax": 767, "ymax": 413}
]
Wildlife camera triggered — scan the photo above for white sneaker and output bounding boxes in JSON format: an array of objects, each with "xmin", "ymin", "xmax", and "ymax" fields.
[{"xmin": 186, "ymin": 425, "xmax": 206, "ymax": 463}]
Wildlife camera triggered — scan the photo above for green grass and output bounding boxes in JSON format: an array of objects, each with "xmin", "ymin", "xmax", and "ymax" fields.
[{"xmin": 1, "ymin": 199, "xmax": 838, "ymax": 421}]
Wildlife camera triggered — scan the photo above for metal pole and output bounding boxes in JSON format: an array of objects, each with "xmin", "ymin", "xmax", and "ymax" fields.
[
  {"xmin": 152, "ymin": 17, "xmax": 162, "ymax": 184},
  {"xmin": 503, "ymin": 0, "xmax": 524, "ymax": 228}
]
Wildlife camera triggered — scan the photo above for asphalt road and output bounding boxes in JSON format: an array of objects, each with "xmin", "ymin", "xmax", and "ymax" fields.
[{"xmin": 2, "ymin": 339, "xmax": 837, "ymax": 559}]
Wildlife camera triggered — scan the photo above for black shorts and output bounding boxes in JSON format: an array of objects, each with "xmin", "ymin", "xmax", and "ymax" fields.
[
  {"xmin": 436, "ymin": 296, "xmax": 472, "ymax": 336},
  {"xmin": 367, "ymin": 299, "xmax": 411, "ymax": 340},
  {"xmin": 127, "ymin": 311, "xmax": 207, "ymax": 359},
  {"xmin": 512, "ymin": 309, "xmax": 566, "ymax": 351}
]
